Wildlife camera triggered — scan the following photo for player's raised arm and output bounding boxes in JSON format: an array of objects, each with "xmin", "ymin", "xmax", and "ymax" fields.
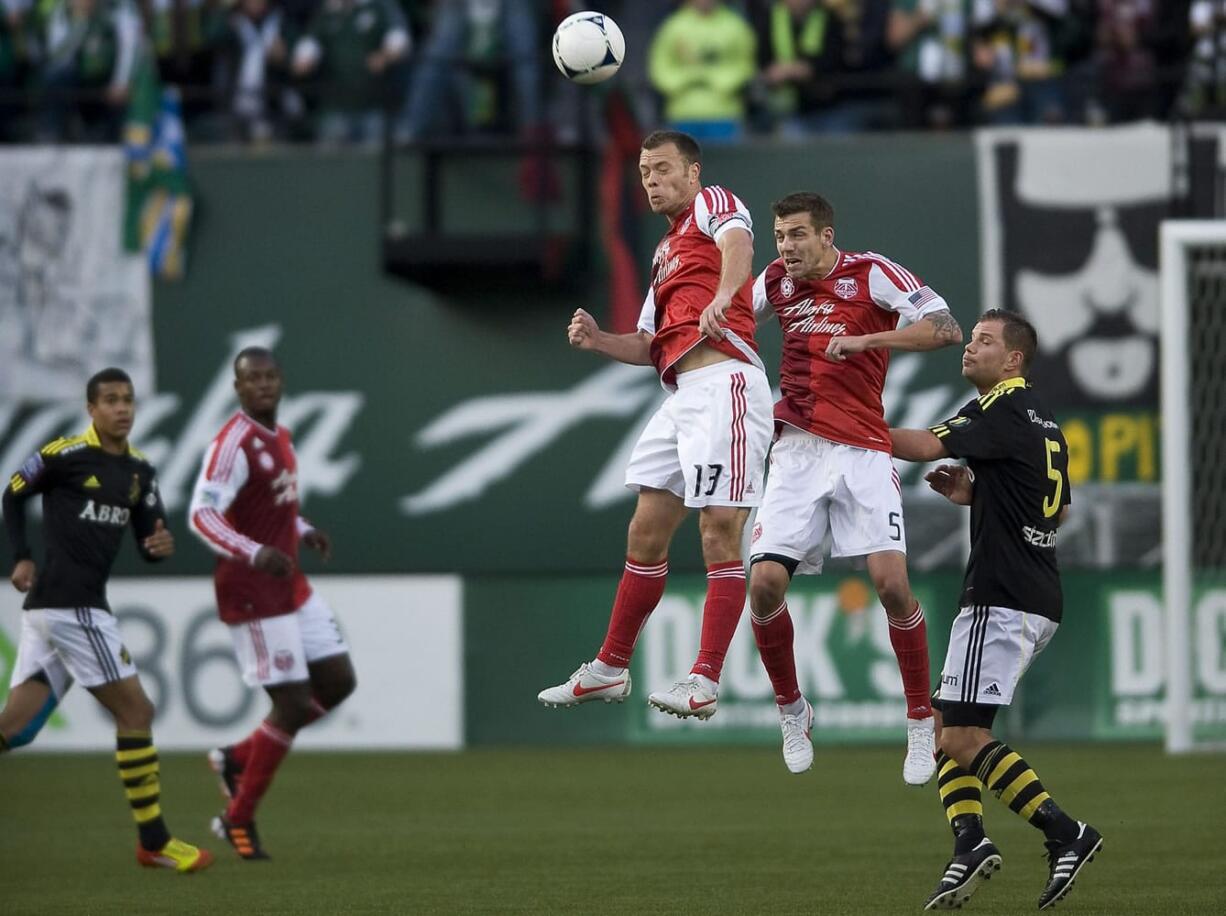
[
  {"xmin": 568, "ymin": 307, "xmax": 653, "ymax": 365},
  {"xmin": 825, "ymin": 260, "xmax": 962, "ymax": 361},
  {"xmin": 699, "ymin": 226, "xmax": 754, "ymax": 341}
]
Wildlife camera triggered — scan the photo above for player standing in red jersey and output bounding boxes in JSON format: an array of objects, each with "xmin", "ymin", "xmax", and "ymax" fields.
[
  {"xmin": 188, "ymin": 347, "xmax": 355, "ymax": 860},
  {"xmin": 538, "ymin": 130, "xmax": 773, "ymax": 719},
  {"xmin": 748, "ymin": 192, "xmax": 962, "ymax": 783}
]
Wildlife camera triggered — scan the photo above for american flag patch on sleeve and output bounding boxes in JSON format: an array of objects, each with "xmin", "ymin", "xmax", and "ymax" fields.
[{"xmin": 908, "ymin": 287, "xmax": 940, "ymax": 308}]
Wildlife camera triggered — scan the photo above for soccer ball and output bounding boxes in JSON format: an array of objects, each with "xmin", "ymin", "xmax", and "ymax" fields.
[{"xmin": 552, "ymin": 12, "xmax": 625, "ymax": 85}]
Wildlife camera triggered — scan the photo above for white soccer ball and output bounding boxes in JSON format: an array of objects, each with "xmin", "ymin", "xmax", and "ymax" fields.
[{"xmin": 552, "ymin": 11, "xmax": 625, "ymax": 85}]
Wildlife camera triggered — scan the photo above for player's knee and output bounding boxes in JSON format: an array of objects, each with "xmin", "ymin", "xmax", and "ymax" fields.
[
  {"xmin": 275, "ymin": 692, "xmax": 317, "ymax": 731},
  {"xmin": 116, "ymin": 693, "xmax": 155, "ymax": 732},
  {"xmin": 938, "ymin": 727, "xmax": 980, "ymax": 769},
  {"xmin": 749, "ymin": 568, "xmax": 787, "ymax": 617},
  {"xmin": 626, "ymin": 515, "xmax": 668, "ymax": 563},
  {"xmin": 698, "ymin": 517, "xmax": 741, "ymax": 563},
  {"xmin": 319, "ymin": 671, "xmax": 357, "ymax": 709},
  {"xmin": 873, "ymin": 575, "xmax": 913, "ymax": 616}
]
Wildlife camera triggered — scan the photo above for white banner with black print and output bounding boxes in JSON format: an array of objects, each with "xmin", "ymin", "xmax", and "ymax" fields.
[{"xmin": 0, "ymin": 147, "xmax": 154, "ymax": 404}]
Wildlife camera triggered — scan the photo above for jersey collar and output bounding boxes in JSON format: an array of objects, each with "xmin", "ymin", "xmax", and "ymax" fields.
[
  {"xmin": 235, "ymin": 410, "xmax": 279, "ymax": 439},
  {"xmin": 984, "ymin": 376, "xmax": 1028, "ymax": 398},
  {"xmin": 83, "ymin": 424, "xmax": 142, "ymax": 457},
  {"xmin": 820, "ymin": 247, "xmax": 843, "ymax": 280}
]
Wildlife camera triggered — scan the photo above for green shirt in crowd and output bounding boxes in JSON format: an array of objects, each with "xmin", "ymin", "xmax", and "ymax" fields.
[{"xmin": 649, "ymin": 3, "xmax": 756, "ymax": 123}]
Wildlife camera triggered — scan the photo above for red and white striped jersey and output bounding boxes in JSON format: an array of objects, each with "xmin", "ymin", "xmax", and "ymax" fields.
[
  {"xmin": 188, "ymin": 411, "xmax": 312, "ymax": 623},
  {"xmin": 754, "ymin": 249, "xmax": 951, "ymax": 453},
  {"xmin": 637, "ymin": 185, "xmax": 763, "ymax": 390}
]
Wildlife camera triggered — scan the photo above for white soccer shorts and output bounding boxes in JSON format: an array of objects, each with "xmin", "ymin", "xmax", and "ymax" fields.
[
  {"xmin": 10, "ymin": 608, "xmax": 137, "ymax": 692},
  {"xmin": 625, "ymin": 360, "xmax": 773, "ymax": 508},
  {"xmin": 750, "ymin": 426, "xmax": 906, "ymax": 574},
  {"xmin": 938, "ymin": 605, "xmax": 1059, "ymax": 707},
  {"xmin": 228, "ymin": 591, "xmax": 349, "ymax": 688}
]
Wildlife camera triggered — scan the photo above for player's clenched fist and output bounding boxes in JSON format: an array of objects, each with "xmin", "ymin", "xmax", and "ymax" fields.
[
  {"xmin": 699, "ymin": 296, "xmax": 731, "ymax": 341},
  {"xmin": 10, "ymin": 559, "xmax": 35, "ymax": 593},
  {"xmin": 824, "ymin": 334, "xmax": 870, "ymax": 362},
  {"xmin": 568, "ymin": 308, "xmax": 600, "ymax": 349},
  {"xmin": 253, "ymin": 545, "xmax": 295, "ymax": 578}
]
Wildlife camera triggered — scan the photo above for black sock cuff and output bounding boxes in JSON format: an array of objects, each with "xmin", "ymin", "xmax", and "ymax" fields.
[{"xmin": 117, "ymin": 731, "xmax": 154, "ymax": 751}]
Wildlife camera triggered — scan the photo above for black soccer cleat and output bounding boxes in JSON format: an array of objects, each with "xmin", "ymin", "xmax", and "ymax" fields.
[
  {"xmin": 212, "ymin": 812, "xmax": 271, "ymax": 861},
  {"xmin": 924, "ymin": 838, "xmax": 1003, "ymax": 910},
  {"xmin": 1038, "ymin": 822, "xmax": 1102, "ymax": 910},
  {"xmin": 207, "ymin": 746, "xmax": 243, "ymax": 800}
]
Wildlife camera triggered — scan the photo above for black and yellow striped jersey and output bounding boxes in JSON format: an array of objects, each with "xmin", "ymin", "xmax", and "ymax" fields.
[
  {"xmin": 930, "ymin": 377, "xmax": 1071, "ymax": 622},
  {"xmin": 2, "ymin": 426, "xmax": 166, "ymax": 612}
]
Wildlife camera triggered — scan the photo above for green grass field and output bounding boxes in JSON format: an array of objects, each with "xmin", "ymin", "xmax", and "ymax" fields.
[{"xmin": 2, "ymin": 745, "xmax": 1223, "ymax": 915}]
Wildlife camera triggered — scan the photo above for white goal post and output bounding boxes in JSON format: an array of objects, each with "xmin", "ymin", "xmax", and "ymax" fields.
[{"xmin": 1160, "ymin": 219, "xmax": 1226, "ymax": 754}]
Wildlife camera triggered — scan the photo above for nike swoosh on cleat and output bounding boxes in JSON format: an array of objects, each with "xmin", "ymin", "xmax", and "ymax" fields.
[
  {"xmin": 688, "ymin": 697, "xmax": 717, "ymax": 710},
  {"xmin": 572, "ymin": 680, "xmax": 624, "ymax": 696}
]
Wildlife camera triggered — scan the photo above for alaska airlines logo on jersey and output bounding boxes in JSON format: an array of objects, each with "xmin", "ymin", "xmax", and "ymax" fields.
[
  {"xmin": 777, "ymin": 298, "xmax": 848, "ymax": 337},
  {"xmin": 271, "ymin": 469, "xmax": 298, "ymax": 506},
  {"xmin": 652, "ymin": 240, "xmax": 681, "ymax": 288},
  {"xmin": 834, "ymin": 278, "xmax": 858, "ymax": 299},
  {"xmin": 79, "ymin": 500, "xmax": 131, "ymax": 526}
]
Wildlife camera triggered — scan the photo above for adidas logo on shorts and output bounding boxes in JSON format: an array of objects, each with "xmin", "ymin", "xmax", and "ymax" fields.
[{"xmin": 983, "ymin": 683, "xmax": 1002, "ymax": 697}]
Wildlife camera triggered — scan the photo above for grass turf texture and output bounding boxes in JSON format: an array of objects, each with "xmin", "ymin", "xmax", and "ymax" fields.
[{"xmin": 2, "ymin": 745, "xmax": 1222, "ymax": 915}]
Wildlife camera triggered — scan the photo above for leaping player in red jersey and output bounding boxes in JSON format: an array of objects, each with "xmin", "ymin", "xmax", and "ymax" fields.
[
  {"xmin": 188, "ymin": 347, "xmax": 356, "ymax": 860},
  {"xmin": 538, "ymin": 130, "xmax": 774, "ymax": 719},
  {"xmin": 748, "ymin": 192, "xmax": 962, "ymax": 783}
]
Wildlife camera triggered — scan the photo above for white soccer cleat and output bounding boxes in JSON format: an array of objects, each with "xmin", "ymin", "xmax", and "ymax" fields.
[
  {"xmin": 647, "ymin": 676, "xmax": 718, "ymax": 720},
  {"xmin": 904, "ymin": 715, "xmax": 937, "ymax": 785},
  {"xmin": 538, "ymin": 662, "xmax": 631, "ymax": 707},
  {"xmin": 779, "ymin": 699, "xmax": 814, "ymax": 774}
]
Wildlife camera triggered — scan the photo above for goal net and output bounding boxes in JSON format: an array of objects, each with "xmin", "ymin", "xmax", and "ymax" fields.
[{"xmin": 1160, "ymin": 220, "xmax": 1226, "ymax": 753}]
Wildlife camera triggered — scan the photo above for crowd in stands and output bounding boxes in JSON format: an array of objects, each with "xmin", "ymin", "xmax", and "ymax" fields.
[{"xmin": 0, "ymin": 0, "xmax": 1220, "ymax": 145}]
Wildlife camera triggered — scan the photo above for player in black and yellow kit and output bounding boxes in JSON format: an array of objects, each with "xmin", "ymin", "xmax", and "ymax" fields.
[
  {"xmin": 0, "ymin": 368, "xmax": 213, "ymax": 874},
  {"xmin": 890, "ymin": 311, "xmax": 1101, "ymax": 911}
]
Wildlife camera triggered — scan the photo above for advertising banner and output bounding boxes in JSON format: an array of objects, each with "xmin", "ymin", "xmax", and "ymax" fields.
[
  {"xmin": 465, "ymin": 572, "xmax": 1226, "ymax": 747},
  {"xmin": 0, "ymin": 576, "xmax": 463, "ymax": 750}
]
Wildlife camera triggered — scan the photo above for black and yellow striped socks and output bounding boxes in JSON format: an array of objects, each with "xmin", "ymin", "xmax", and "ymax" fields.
[
  {"xmin": 937, "ymin": 751, "xmax": 985, "ymax": 854},
  {"xmin": 116, "ymin": 731, "xmax": 171, "ymax": 851},
  {"xmin": 971, "ymin": 740, "xmax": 1079, "ymax": 844}
]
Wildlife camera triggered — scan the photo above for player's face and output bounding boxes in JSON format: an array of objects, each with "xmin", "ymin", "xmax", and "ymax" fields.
[
  {"xmin": 234, "ymin": 356, "xmax": 283, "ymax": 416},
  {"xmin": 87, "ymin": 382, "xmax": 135, "ymax": 440},
  {"xmin": 639, "ymin": 144, "xmax": 698, "ymax": 217},
  {"xmin": 962, "ymin": 321, "xmax": 1020, "ymax": 389},
  {"xmin": 773, "ymin": 213, "xmax": 832, "ymax": 279}
]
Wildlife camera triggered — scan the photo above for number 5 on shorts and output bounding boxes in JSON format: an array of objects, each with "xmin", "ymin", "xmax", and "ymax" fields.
[{"xmin": 888, "ymin": 511, "xmax": 902, "ymax": 541}]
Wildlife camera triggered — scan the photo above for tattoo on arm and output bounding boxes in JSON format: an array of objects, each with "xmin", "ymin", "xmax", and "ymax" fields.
[{"xmin": 927, "ymin": 310, "xmax": 962, "ymax": 344}]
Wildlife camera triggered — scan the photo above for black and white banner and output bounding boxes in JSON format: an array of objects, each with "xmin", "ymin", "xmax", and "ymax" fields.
[{"xmin": 0, "ymin": 147, "xmax": 154, "ymax": 404}]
